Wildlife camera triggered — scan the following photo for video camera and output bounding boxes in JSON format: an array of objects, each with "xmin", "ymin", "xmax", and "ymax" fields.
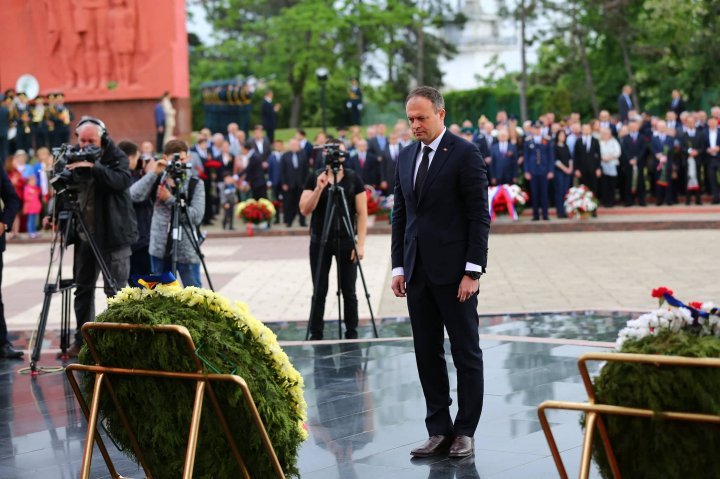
[
  {"xmin": 167, "ymin": 153, "xmax": 193, "ymax": 182},
  {"xmin": 321, "ymin": 143, "xmax": 348, "ymax": 171},
  {"xmin": 49, "ymin": 144, "xmax": 102, "ymax": 194}
]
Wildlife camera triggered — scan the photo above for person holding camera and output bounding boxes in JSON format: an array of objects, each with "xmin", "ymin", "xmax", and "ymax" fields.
[
  {"xmin": 299, "ymin": 140, "xmax": 368, "ymax": 340},
  {"xmin": 132, "ymin": 139, "xmax": 205, "ymax": 287},
  {"xmin": 61, "ymin": 118, "xmax": 137, "ymax": 357}
]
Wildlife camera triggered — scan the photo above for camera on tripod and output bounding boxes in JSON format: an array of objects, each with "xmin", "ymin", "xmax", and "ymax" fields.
[
  {"xmin": 167, "ymin": 153, "xmax": 193, "ymax": 182},
  {"xmin": 49, "ymin": 144, "xmax": 102, "ymax": 194},
  {"xmin": 322, "ymin": 144, "xmax": 348, "ymax": 170}
]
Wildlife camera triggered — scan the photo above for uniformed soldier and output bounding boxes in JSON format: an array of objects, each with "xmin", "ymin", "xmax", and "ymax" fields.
[
  {"xmin": 346, "ymin": 78, "xmax": 363, "ymax": 126},
  {"xmin": 523, "ymin": 123, "xmax": 554, "ymax": 220}
]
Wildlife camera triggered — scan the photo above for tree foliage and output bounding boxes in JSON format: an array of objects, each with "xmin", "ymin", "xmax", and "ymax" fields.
[
  {"xmin": 518, "ymin": 0, "xmax": 720, "ymax": 119},
  {"xmin": 188, "ymin": 0, "xmax": 459, "ymax": 130}
]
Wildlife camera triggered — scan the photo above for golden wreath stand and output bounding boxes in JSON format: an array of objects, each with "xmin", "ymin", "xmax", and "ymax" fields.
[
  {"xmin": 65, "ymin": 323, "xmax": 286, "ymax": 479},
  {"xmin": 537, "ymin": 352, "xmax": 720, "ymax": 479}
]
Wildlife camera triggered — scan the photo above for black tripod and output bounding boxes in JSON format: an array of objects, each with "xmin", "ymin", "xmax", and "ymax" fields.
[
  {"xmin": 305, "ymin": 166, "xmax": 379, "ymax": 340},
  {"xmin": 167, "ymin": 173, "xmax": 214, "ymax": 290},
  {"xmin": 28, "ymin": 193, "xmax": 117, "ymax": 375}
]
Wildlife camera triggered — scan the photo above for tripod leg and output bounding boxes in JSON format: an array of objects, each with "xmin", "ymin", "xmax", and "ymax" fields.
[
  {"xmin": 73, "ymin": 210, "xmax": 118, "ymax": 295},
  {"xmin": 180, "ymin": 219, "xmax": 214, "ymax": 291}
]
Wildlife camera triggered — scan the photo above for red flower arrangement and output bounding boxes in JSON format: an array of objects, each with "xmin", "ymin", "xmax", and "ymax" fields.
[
  {"xmin": 237, "ymin": 199, "xmax": 275, "ymax": 224},
  {"xmin": 365, "ymin": 187, "xmax": 380, "ymax": 215},
  {"xmin": 651, "ymin": 286, "xmax": 674, "ymax": 299}
]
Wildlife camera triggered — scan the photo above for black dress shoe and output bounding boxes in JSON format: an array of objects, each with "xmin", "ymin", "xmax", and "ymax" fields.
[
  {"xmin": 448, "ymin": 435, "xmax": 474, "ymax": 458},
  {"xmin": 410, "ymin": 435, "xmax": 454, "ymax": 457},
  {"xmin": 0, "ymin": 343, "xmax": 24, "ymax": 359}
]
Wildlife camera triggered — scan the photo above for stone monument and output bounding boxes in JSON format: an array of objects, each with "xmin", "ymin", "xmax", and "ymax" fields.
[{"xmin": 0, "ymin": 0, "xmax": 190, "ymax": 144}]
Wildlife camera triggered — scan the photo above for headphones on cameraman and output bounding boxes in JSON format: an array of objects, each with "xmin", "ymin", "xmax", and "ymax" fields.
[{"xmin": 75, "ymin": 116, "xmax": 109, "ymax": 147}]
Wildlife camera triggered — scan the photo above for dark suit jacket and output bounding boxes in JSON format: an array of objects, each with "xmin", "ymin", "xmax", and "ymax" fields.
[
  {"xmin": 669, "ymin": 97, "xmax": 686, "ymax": 116},
  {"xmin": 240, "ymin": 152, "xmax": 266, "ymax": 190},
  {"xmin": 351, "ymin": 151, "xmax": 381, "ymax": 187},
  {"xmin": 573, "ymin": 137, "xmax": 601, "ymax": 175},
  {"xmin": 261, "ymin": 100, "xmax": 277, "ymax": 131},
  {"xmin": 489, "ymin": 142, "xmax": 518, "ymax": 182},
  {"xmin": 0, "ymin": 168, "xmax": 20, "ymax": 252},
  {"xmin": 621, "ymin": 134, "xmax": 648, "ymax": 168},
  {"xmin": 617, "ymin": 94, "xmax": 633, "ymax": 122},
  {"xmin": 391, "ymin": 131, "xmax": 490, "ymax": 285},
  {"xmin": 0, "ymin": 106, "xmax": 9, "ymax": 137},
  {"xmin": 368, "ymin": 136, "xmax": 388, "ymax": 158},
  {"xmin": 252, "ymin": 138, "xmax": 272, "ymax": 160},
  {"xmin": 279, "ymin": 150, "xmax": 309, "ymax": 188},
  {"xmin": 700, "ymin": 128, "xmax": 720, "ymax": 161}
]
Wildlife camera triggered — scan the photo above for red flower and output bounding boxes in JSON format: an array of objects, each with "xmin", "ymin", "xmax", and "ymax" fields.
[
  {"xmin": 689, "ymin": 301, "xmax": 704, "ymax": 310},
  {"xmin": 651, "ymin": 287, "xmax": 674, "ymax": 299}
]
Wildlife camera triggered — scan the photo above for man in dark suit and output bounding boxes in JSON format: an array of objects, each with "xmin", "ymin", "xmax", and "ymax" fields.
[
  {"xmin": 261, "ymin": 90, "xmax": 279, "ymax": 143},
  {"xmin": 368, "ymin": 123, "xmax": 388, "ymax": 158},
  {"xmin": 351, "ymin": 139, "xmax": 381, "ymax": 187},
  {"xmin": 680, "ymin": 119, "xmax": 702, "ymax": 205},
  {"xmin": 296, "ymin": 129, "xmax": 314, "ymax": 159},
  {"xmin": 650, "ymin": 122, "xmax": 676, "ymax": 206},
  {"xmin": 574, "ymin": 124, "xmax": 602, "ymax": 196},
  {"xmin": 280, "ymin": 138, "xmax": 309, "ymax": 226},
  {"xmin": 251, "ymin": 125, "xmax": 272, "ymax": 161},
  {"xmin": 378, "ymin": 132, "xmax": 402, "ymax": 195},
  {"xmin": 238, "ymin": 141, "xmax": 267, "ymax": 200},
  {"xmin": 489, "ymin": 129, "xmax": 518, "ymax": 185},
  {"xmin": 391, "ymin": 86, "xmax": 490, "ymax": 459},
  {"xmin": 701, "ymin": 116, "xmax": 720, "ymax": 204},
  {"xmin": 0, "ymin": 96, "xmax": 10, "ymax": 164},
  {"xmin": 617, "ymin": 85, "xmax": 634, "ymax": 123},
  {"xmin": 621, "ymin": 121, "xmax": 648, "ymax": 206},
  {"xmin": 0, "ymin": 167, "xmax": 20, "ymax": 358},
  {"xmin": 669, "ymin": 89, "xmax": 685, "ymax": 117}
]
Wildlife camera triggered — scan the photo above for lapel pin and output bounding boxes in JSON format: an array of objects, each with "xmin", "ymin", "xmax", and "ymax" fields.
[{"xmin": 442, "ymin": 148, "xmax": 448, "ymax": 151}]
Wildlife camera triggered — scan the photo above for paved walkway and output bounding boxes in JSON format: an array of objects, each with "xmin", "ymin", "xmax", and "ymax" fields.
[{"xmin": 5, "ymin": 229, "xmax": 718, "ymax": 335}]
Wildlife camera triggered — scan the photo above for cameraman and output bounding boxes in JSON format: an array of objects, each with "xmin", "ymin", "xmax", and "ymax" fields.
[
  {"xmin": 133, "ymin": 139, "xmax": 205, "ymax": 287},
  {"xmin": 299, "ymin": 139, "xmax": 368, "ymax": 340},
  {"xmin": 62, "ymin": 119, "xmax": 137, "ymax": 357}
]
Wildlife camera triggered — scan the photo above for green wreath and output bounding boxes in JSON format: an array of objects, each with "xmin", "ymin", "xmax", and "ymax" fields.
[
  {"xmin": 79, "ymin": 286, "xmax": 307, "ymax": 478},
  {"xmin": 590, "ymin": 330, "xmax": 720, "ymax": 478}
]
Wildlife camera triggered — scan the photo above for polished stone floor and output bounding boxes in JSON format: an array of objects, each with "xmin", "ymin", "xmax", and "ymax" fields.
[{"xmin": 0, "ymin": 312, "xmax": 612, "ymax": 478}]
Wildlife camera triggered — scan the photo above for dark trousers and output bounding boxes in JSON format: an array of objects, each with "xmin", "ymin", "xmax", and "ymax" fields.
[
  {"xmin": 156, "ymin": 130, "xmax": 164, "ymax": 153},
  {"xmin": 600, "ymin": 174, "xmax": 617, "ymax": 207},
  {"xmin": 284, "ymin": 185, "xmax": 305, "ymax": 226},
  {"xmin": 407, "ymin": 255, "xmax": 484, "ymax": 437},
  {"xmin": 308, "ymin": 239, "xmax": 358, "ymax": 339},
  {"xmin": 0, "ymin": 254, "xmax": 7, "ymax": 345},
  {"xmin": 530, "ymin": 174, "xmax": 549, "ymax": 219},
  {"xmin": 579, "ymin": 172, "xmax": 599, "ymax": 198},
  {"xmin": 710, "ymin": 159, "xmax": 720, "ymax": 202},
  {"xmin": 129, "ymin": 245, "xmax": 151, "ymax": 280},
  {"xmin": 223, "ymin": 205, "xmax": 234, "ymax": 229},
  {"xmin": 73, "ymin": 241, "xmax": 130, "ymax": 345},
  {"xmin": 624, "ymin": 164, "xmax": 646, "ymax": 205},
  {"xmin": 554, "ymin": 170, "xmax": 571, "ymax": 217},
  {"xmin": 0, "ymin": 135, "xmax": 7, "ymax": 165},
  {"xmin": 251, "ymin": 185, "xmax": 266, "ymax": 201},
  {"xmin": 655, "ymin": 184, "xmax": 673, "ymax": 206}
]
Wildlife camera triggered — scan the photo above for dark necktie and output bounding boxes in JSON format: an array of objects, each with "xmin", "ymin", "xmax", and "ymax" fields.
[{"xmin": 415, "ymin": 145, "xmax": 432, "ymax": 201}]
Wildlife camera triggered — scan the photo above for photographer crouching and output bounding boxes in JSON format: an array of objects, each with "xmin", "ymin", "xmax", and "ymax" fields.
[
  {"xmin": 47, "ymin": 117, "xmax": 137, "ymax": 358},
  {"xmin": 299, "ymin": 139, "xmax": 368, "ymax": 340},
  {"xmin": 131, "ymin": 139, "xmax": 205, "ymax": 287}
]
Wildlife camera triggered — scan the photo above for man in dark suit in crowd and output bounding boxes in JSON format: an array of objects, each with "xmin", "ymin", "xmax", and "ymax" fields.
[
  {"xmin": 268, "ymin": 139, "xmax": 285, "ymax": 223},
  {"xmin": 489, "ymin": 128, "xmax": 518, "ymax": 185},
  {"xmin": 296, "ymin": 129, "xmax": 314, "ymax": 159},
  {"xmin": 621, "ymin": 121, "xmax": 648, "ymax": 206},
  {"xmin": 261, "ymin": 90, "xmax": 279, "ymax": 143},
  {"xmin": 700, "ymin": 116, "xmax": 720, "ymax": 204},
  {"xmin": 238, "ymin": 141, "xmax": 267, "ymax": 200},
  {"xmin": 0, "ymin": 166, "xmax": 20, "ymax": 358},
  {"xmin": 280, "ymin": 138, "xmax": 309, "ymax": 227},
  {"xmin": 251, "ymin": 125, "xmax": 272, "ymax": 161},
  {"xmin": 351, "ymin": 139, "xmax": 381, "ymax": 187},
  {"xmin": 680, "ymin": 117, "xmax": 702, "ymax": 205},
  {"xmin": 574, "ymin": 123, "xmax": 602, "ymax": 197},
  {"xmin": 378, "ymin": 132, "xmax": 402, "ymax": 195},
  {"xmin": 669, "ymin": 89, "xmax": 685, "ymax": 117},
  {"xmin": 617, "ymin": 85, "xmax": 634, "ymax": 123},
  {"xmin": 368, "ymin": 123, "xmax": 388, "ymax": 158},
  {"xmin": 650, "ymin": 122, "xmax": 676, "ymax": 206},
  {"xmin": 391, "ymin": 86, "xmax": 490, "ymax": 459},
  {"xmin": 0, "ymin": 96, "xmax": 10, "ymax": 164}
]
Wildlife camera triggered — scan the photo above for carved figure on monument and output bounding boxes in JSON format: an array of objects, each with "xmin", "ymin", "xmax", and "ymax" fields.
[
  {"xmin": 162, "ymin": 93, "xmax": 176, "ymax": 146},
  {"xmin": 107, "ymin": 0, "xmax": 138, "ymax": 86},
  {"xmin": 40, "ymin": 0, "xmax": 79, "ymax": 88},
  {"xmin": 72, "ymin": 0, "xmax": 111, "ymax": 90}
]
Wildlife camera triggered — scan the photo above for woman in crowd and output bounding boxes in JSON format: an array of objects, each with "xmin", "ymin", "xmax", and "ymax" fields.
[
  {"xmin": 599, "ymin": 127, "xmax": 622, "ymax": 207},
  {"xmin": 553, "ymin": 129, "xmax": 573, "ymax": 218}
]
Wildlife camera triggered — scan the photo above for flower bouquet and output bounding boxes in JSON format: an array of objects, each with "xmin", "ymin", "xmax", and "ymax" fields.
[
  {"xmin": 379, "ymin": 194, "xmax": 394, "ymax": 222},
  {"xmin": 589, "ymin": 287, "xmax": 720, "ymax": 478},
  {"xmin": 487, "ymin": 184, "xmax": 528, "ymax": 221},
  {"xmin": 563, "ymin": 185, "xmax": 598, "ymax": 219},
  {"xmin": 365, "ymin": 187, "xmax": 381, "ymax": 215},
  {"xmin": 236, "ymin": 198, "xmax": 276, "ymax": 225}
]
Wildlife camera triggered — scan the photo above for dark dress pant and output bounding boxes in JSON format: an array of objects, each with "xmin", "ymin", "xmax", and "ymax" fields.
[{"xmin": 407, "ymin": 254, "xmax": 484, "ymax": 437}]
